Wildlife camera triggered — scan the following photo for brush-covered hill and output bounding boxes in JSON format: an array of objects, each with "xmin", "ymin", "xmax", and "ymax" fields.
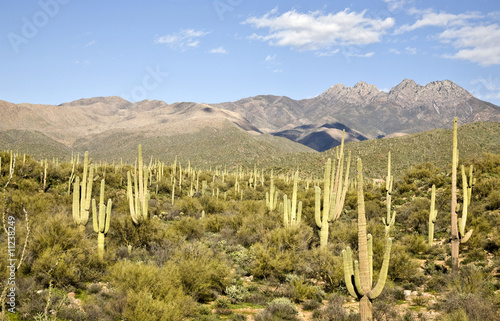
[{"xmin": 0, "ymin": 98, "xmax": 313, "ymax": 164}]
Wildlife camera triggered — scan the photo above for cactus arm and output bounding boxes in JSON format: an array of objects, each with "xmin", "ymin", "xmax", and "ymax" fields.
[
  {"xmin": 459, "ymin": 165, "xmax": 468, "ymax": 236},
  {"xmin": 92, "ymin": 198, "xmax": 98, "ymax": 233},
  {"xmin": 82, "ymin": 165, "xmax": 93, "ymax": 225},
  {"xmin": 127, "ymin": 171, "xmax": 139, "ymax": 225},
  {"xmin": 342, "ymin": 247, "xmax": 359, "ymax": 298},
  {"xmin": 314, "ymin": 186, "xmax": 322, "ymax": 228},
  {"xmin": 291, "ymin": 171, "xmax": 298, "ymax": 220},
  {"xmin": 429, "ymin": 184, "xmax": 437, "ymax": 245},
  {"xmin": 72, "ymin": 177, "xmax": 80, "ymax": 225},
  {"xmin": 368, "ymin": 234, "xmax": 373, "ymax": 286},
  {"xmin": 283, "ymin": 194, "xmax": 289, "ymax": 226},
  {"xmin": 323, "ymin": 159, "xmax": 332, "ymax": 221},
  {"xmin": 335, "ymin": 151, "xmax": 351, "ymax": 221},
  {"xmin": 367, "ymin": 238, "xmax": 392, "ymax": 300},
  {"xmin": 354, "ymin": 261, "xmax": 365, "ymax": 296},
  {"xmin": 104, "ymin": 199, "xmax": 112, "ymax": 234}
]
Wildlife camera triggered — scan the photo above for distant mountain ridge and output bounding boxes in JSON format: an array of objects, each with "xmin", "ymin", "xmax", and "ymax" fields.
[
  {"xmin": 214, "ymin": 79, "xmax": 500, "ymax": 151},
  {"xmin": 0, "ymin": 79, "xmax": 499, "ymax": 161}
]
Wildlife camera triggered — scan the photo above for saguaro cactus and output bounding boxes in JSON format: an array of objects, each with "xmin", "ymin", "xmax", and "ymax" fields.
[
  {"xmin": 450, "ymin": 117, "xmax": 475, "ymax": 272},
  {"xmin": 383, "ymin": 152, "xmax": 396, "ymax": 236},
  {"xmin": 315, "ymin": 133, "xmax": 351, "ymax": 249},
  {"xmin": 72, "ymin": 151, "xmax": 93, "ymax": 230},
  {"xmin": 92, "ymin": 179, "xmax": 111, "ymax": 260},
  {"xmin": 428, "ymin": 184, "xmax": 438, "ymax": 246},
  {"xmin": 342, "ymin": 158, "xmax": 392, "ymax": 321},
  {"xmin": 282, "ymin": 171, "xmax": 302, "ymax": 227},
  {"xmin": 127, "ymin": 145, "xmax": 150, "ymax": 225},
  {"xmin": 265, "ymin": 177, "xmax": 278, "ymax": 211}
]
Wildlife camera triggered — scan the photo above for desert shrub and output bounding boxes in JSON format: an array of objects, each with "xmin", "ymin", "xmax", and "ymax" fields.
[
  {"xmin": 109, "ymin": 213, "xmax": 166, "ymax": 250},
  {"xmin": 436, "ymin": 292, "xmax": 497, "ymax": 321},
  {"xmin": 302, "ymin": 299, "xmax": 322, "ymax": 311},
  {"xmin": 214, "ymin": 297, "xmax": 232, "ymax": 315},
  {"xmin": 250, "ymin": 243, "xmax": 295, "ymax": 281},
  {"xmin": 388, "ymin": 243, "xmax": 423, "ymax": 284},
  {"xmin": 26, "ymin": 212, "xmax": 106, "ymax": 288},
  {"xmin": 284, "ymin": 274, "xmax": 324, "ymax": 303},
  {"xmin": 166, "ymin": 242, "xmax": 232, "ymax": 302},
  {"xmin": 265, "ymin": 225, "xmax": 313, "ymax": 253},
  {"xmin": 108, "ymin": 260, "xmax": 196, "ymax": 320},
  {"xmin": 312, "ymin": 294, "xmax": 359, "ymax": 321},
  {"xmin": 226, "ymin": 285, "xmax": 249, "ymax": 303},
  {"xmin": 296, "ymin": 247, "xmax": 344, "ymax": 292},
  {"xmin": 399, "ymin": 234, "xmax": 429, "ymax": 256},
  {"xmin": 254, "ymin": 297, "xmax": 299, "ymax": 321}
]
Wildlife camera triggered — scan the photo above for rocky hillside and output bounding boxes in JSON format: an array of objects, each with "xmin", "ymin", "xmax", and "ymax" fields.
[{"xmin": 215, "ymin": 79, "xmax": 500, "ymax": 151}]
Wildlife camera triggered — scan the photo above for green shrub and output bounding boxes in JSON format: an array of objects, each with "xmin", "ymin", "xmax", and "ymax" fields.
[
  {"xmin": 254, "ymin": 297, "xmax": 298, "ymax": 321},
  {"xmin": 166, "ymin": 242, "xmax": 232, "ymax": 302},
  {"xmin": 285, "ymin": 274, "xmax": 324, "ymax": 303},
  {"xmin": 108, "ymin": 260, "xmax": 196, "ymax": 320},
  {"xmin": 226, "ymin": 285, "xmax": 249, "ymax": 303}
]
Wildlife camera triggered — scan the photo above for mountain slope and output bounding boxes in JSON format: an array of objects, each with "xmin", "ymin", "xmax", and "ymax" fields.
[
  {"xmin": 0, "ymin": 98, "xmax": 313, "ymax": 165},
  {"xmin": 214, "ymin": 79, "xmax": 500, "ymax": 151}
]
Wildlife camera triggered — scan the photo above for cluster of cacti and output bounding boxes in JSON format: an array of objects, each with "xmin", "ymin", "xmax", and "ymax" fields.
[
  {"xmin": 428, "ymin": 184, "xmax": 438, "ymax": 246},
  {"xmin": 450, "ymin": 117, "xmax": 475, "ymax": 272},
  {"xmin": 127, "ymin": 145, "xmax": 150, "ymax": 225},
  {"xmin": 72, "ymin": 151, "xmax": 94, "ymax": 230},
  {"xmin": 343, "ymin": 158, "xmax": 392, "ymax": 321},
  {"xmin": 92, "ymin": 178, "xmax": 111, "ymax": 260},
  {"xmin": 382, "ymin": 152, "xmax": 396, "ymax": 236},
  {"xmin": 315, "ymin": 132, "xmax": 351, "ymax": 249},
  {"xmin": 281, "ymin": 171, "xmax": 302, "ymax": 227}
]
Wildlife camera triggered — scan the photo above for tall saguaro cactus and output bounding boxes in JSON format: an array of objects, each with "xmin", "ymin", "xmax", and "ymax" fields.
[
  {"xmin": 92, "ymin": 179, "xmax": 111, "ymax": 260},
  {"xmin": 450, "ymin": 117, "xmax": 474, "ymax": 272},
  {"xmin": 315, "ymin": 132, "xmax": 351, "ymax": 249},
  {"xmin": 342, "ymin": 158, "xmax": 392, "ymax": 321},
  {"xmin": 127, "ymin": 145, "xmax": 150, "ymax": 225},
  {"xmin": 72, "ymin": 151, "xmax": 93, "ymax": 230},
  {"xmin": 428, "ymin": 184, "xmax": 438, "ymax": 246}
]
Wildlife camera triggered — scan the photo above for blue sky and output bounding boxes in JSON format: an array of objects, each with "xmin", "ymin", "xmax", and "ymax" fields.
[{"xmin": 1, "ymin": 0, "xmax": 500, "ymax": 105}]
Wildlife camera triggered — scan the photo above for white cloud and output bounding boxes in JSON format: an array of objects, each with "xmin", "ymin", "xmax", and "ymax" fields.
[
  {"xmin": 243, "ymin": 9, "xmax": 395, "ymax": 51},
  {"xmin": 396, "ymin": 9, "xmax": 482, "ymax": 33},
  {"xmin": 316, "ymin": 49, "xmax": 340, "ymax": 57},
  {"xmin": 346, "ymin": 52, "xmax": 375, "ymax": 58},
  {"xmin": 155, "ymin": 29, "xmax": 211, "ymax": 50},
  {"xmin": 440, "ymin": 24, "xmax": 500, "ymax": 65},
  {"xmin": 209, "ymin": 47, "xmax": 228, "ymax": 54}
]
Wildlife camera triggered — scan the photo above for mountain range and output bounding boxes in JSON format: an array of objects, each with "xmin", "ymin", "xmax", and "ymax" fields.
[
  {"xmin": 0, "ymin": 79, "xmax": 499, "ymax": 164},
  {"xmin": 214, "ymin": 79, "xmax": 500, "ymax": 151}
]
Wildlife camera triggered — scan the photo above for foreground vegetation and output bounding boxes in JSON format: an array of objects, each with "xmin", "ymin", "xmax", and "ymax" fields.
[{"xmin": 0, "ymin": 138, "xmax": 499, "ymax": 320}]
